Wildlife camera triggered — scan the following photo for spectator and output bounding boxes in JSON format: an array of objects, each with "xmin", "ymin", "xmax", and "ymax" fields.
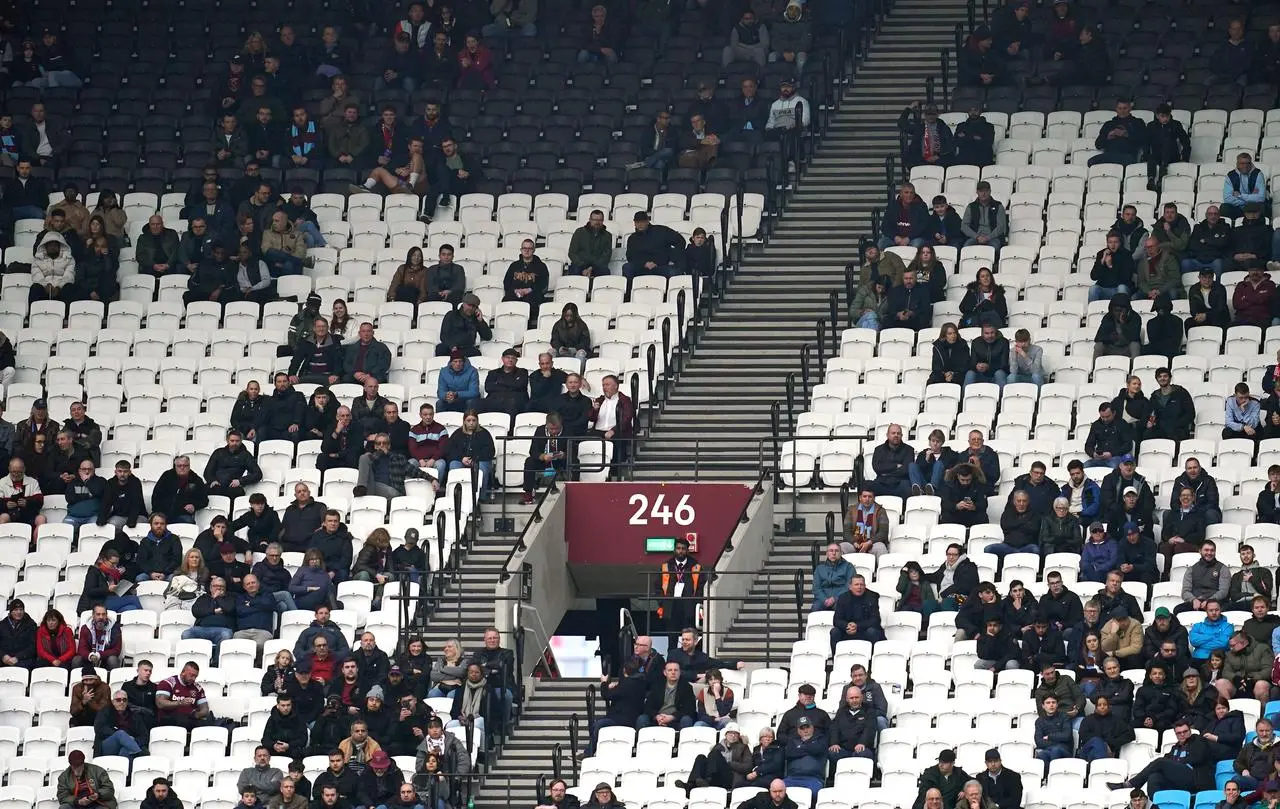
[
  {"xmin": 812, "ymin": 542, "xmax": 853, "ymax": 611},
  {"xmin": 135, "ymin": 513, "xmax": 183, "ymax": 583},
  {"xmin": 1173, "ymin": 542, "xmax": 1231, "ymax": 614},
  {"xmin": 1144, "ymin": 368, "xmax": 1196, "ymax": 441},
  {"xmin": 140, "ymin": 778, "xmax": 182, "ymax": 809},
  {"xmin": 885, "ymin": 269, "xmax": 932, "ymax": 329},
  {"xmin": 940, "ymin": 464, "xmax": 989, "ymax": 528},
  {"xmin": 957, "ymin": 26, "xmax": 1001, "ymax": 87},
  {"xmin": 155, "ymin": 661, "xmax": 213, "ymax": 729},
  {"xmin": 1152, "ymin": 203, "xmax": 1192, "ymax": 260},
  {"xmin": 959, "ymin": 272, "xmax": 1008, "ymax": 330},
  {"xmin": 588, "ymin": 375, "xmax": 634, "ymax": 479},
  {"xmin": 436, "ymin": 295, "xmax": 492, "ymax": 357},
  {"xmin": 847, "ymin": 486, "xmax": 889, "ymax": 556},
  {"xmin": 912, "ymin": 751, "xmax": 971, "ymax": 809},
  {"xmin": 343, "ymin": 323, "xmax": 392, "ymax": 386},
  {"xmin": 961, "ymin": 182, "xmax": 1008, "ymax": 251},
  {"xmin": 503, "ymin": 240, "xmax": 550, "ymax": 321},
  {"xmin": 910, "ymin": 429, "xmax": 953, "ymax": 495},
  {"xmin": 1118, "ymin": 522, "xmax": 1158, "ymax": 584},
  {"xmin": 1040, "ymin": 498, "xmax": 1082, "ymax": 556},
  {"xmin": 551, "ymin": 304, "xmax": 592, "ymax": 361},
  {"xmin": 1090, "ymin": 100, "xmax": 1146, "ymax": 166},
  {"xmin": 1079, "ymin": 523, "xmax": 1118, "ymax": 583},
  {"xmin": 122, "ymin": 661, "xmax": 158, "ymax": 714},
  {"xmin": 987, "ymin": 491, "xmax": 1040, "ymax": 558},
  {"xmin": 95, "ymin": 459, "xmax": 145, "ymax": 532},
  {"xmin": 1101, "ymin": 607, "xmax": 1144, "ymax": 670},
  {"xmin": 136, "ymin": 216, "xmax": 181, "ymax": 279},
  {"xmin": 901, "ymin": 104, "xmax": 952, "ymax": 170},
  {"xmin": 928, "ymin": 324, "xmax": 969, "ymax": 386},
  {"xmin": 309, "ymin": 511, "xmax": 354, "ymax": 585},
  {"xmin": 953, "ymin": 109, "xmax": 995, "ymax": 167},
  {"xmin": 150, "ymin": 456, "xmax": 208, "ymax": 526},
  {"xmin": 1184, "ymin": 207, "xmax": 1233, "ymax": 277},
  {"xmin": 1084, "ymin": 403, "xmax": 1135, "ymax": 469},
  {"xmin": 69, "ymin": 664, "xmax": 111, "ymax": 728},
  {"xmin": 1222, "ymin": 153, "xmax": 1268, "ymax": 221},
  {"xmin": 436, "ymin": 353, "xmax": 480, "ymax": 416},
  {"xmin": 1136, "ymin": 238, "xmax": 1182, "ymax": 301},
  {"xmin": 722, "ymin": 9, "xmax": 769, "ymax": 66},
  {"xmin": 1219, "ymin": 631, "xmax": 1272, "ymax": 704},
  {"xmin": 94, "ymin": 689, "xmax": 151, "ymax": 759},
  {"xmin": 1184, "ymin": 270, "xmax": 1231, "ymax": 341},
  {"xmin": 623, "ymin": 212, "xmax": 685, "ymax": 282},
  {"xmin": 483, "ymin": 349, "xmax": 531, "ymax": 423},
  {"xmin": 879, "ymin": 183, "xmax": 929, "ymax": 249},
  {"xmin": 780, "ymin": 716, "xmax": 826, "ymax": 793},
  {"xmin": 233, "ymin": 574, "xmax": 278, "ymax": 656},
  {"xmin": 183, "ymin": 577, "xmax": 236, "ymax": 650},
  {"xmin": 1228, "ymin": 547, "xmax": 1273, "ymax": 612},
  {"xmin": 1217, "ymin": 19, "xmax": 1253, "ymax": 84},
  {"xmin": 353, "ymin": 433, "xmax": 430, "ymax": 499},
  {"xmin": 975, "ymin": 749, "xmax": 1022, "ymax": 809},
  {"xmin": 1032, "ymin": 694, "xmax": 1073, "ymax": 771},
  {"xmin": 828, "ymin": 575, "xmax": 884, "ymax": 652},
  {"xmin": 1108, "ymin": 718, "xmax": 1214, "ymax": 793},
  {"xmin": 976, "ymin": 614, "xmax": 1019, "ymax": 671},
  {"xmin": 1167, "ymin": 458, "xmax": 1222, "ymax": 525},
  {"xmin": 1189, "ymin": 600, "xmax": 1233, "ymax": 660},
  {"xmin": 858, "ymin": 243, "xmax": 908, "ymax": 288},
  {"xmin": 927, "ymin": 543, "xmax": 979, "ymax": 610},
  {"xmin": 863, "ymin": 423, "xmax": 913, "ymax": 497},
  {"xmin": 520, "ymin": 413, "xmax": 570, "ymax": 504},
  {"xmin": 56, "ymin": 751, "xmax": 116, "ymax": 809},
  {"xmin": 1007, "ymin": 329, "xmax": 1045, "ymax": 387},
  {"xmin": 1089, "ymin": 234, "xmax": 1135, "ymax": 302},
  {"xmin": 567, "ymin": 211, "xmax": 613, "ymax": 278},
  {"xmin": 1229, "ymin": 204, "xmax": 1271, "ymax": 272},
  {"xmin": 1232, "ymin": 719, "xmax": 1276, "ymax": 790},
  {"xmin": 826, "ymin": 685, "xmax": 875, "ymax": 765},
  {"xmin": 1224, "ymin": 383, "xmax": 1262, "ymax": 442},
  {"xmin": 1077, "ymin": 695, "xmax": 1135, "ymax": 762},
  {"xmin": 239, "ymin": 747, "xmax": 284, "ymax": 801},
  {"xmin": 1161, "ymin": 488, "xmax": 1208, "ymax": 560}
]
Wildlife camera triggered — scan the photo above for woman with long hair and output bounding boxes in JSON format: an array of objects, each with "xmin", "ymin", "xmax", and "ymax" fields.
[
  {"xmin": 289, "ymin": 548, "xmax": 334, "ymax": 611},
  {"xmin": 959, "ymin": 266, "xmax": 1008, "ymax": 328},
  {"xmin": 36, "ymin": 608, "xmax": 76, "ymax": 668},
  {"xmin": 353, "ymin": 528, "xmax": 393, "ymax": 608},
  {"xmin": 894, "ymin": 561, "xmax": 939, "ymax": 623},
  {"xmin": 429, "ymin": 638, "xmax": 466, "ymax": 698},
  {"xmin": 330, "ymin": 299, "xmax": 352, "ymax": 338},
  {"xmin": 696, "ymin": 668, "xmax": 736, "ymax": 729},
  {"xmin": 388, "ymin": 246, "xmax": 429, "ymax": 304},
  {"xmin": 550, "ymin": 302, "xmax": 591, "ymax": 360},
  {"xmin": 261, "ymin": 648, "xmax": 296, "ymax": 696}
]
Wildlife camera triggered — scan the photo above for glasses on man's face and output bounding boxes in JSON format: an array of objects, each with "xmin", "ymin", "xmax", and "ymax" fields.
[{"xmin": 112, "ymin": 697, "xmax": 127, "ymax": 703}]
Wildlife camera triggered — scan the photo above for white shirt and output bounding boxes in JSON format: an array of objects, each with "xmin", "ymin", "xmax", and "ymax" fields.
[
  {"xmin": 671, "ymin": 557, "xmax": 689, "ymax": 598},
  {"xmin": 34, "ymin": 121, "xmax": 52, "ymax": 157},
  {"xmin": 596, "ymin": 395, "xmax": 619, "ymax": 432}
]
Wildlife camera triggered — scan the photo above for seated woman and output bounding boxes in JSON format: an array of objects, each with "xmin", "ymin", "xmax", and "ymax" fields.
[
  {"xmin": 958, "ymin": 266, "xmax": 1008, "ymax": 328},
  {"xmin": 289, "ymin": 548, "xmax": 334, "ymax": 611},
  {"xmin": 387, "ymin": 246, "xmax": 429, "ymax": 305},
  {"xmin": 354, "ymin": 135, "xmax": 428, "ymax": 195},
  {"xmin": 894, "ymin": 561, "xmax": 939, "ymax": 624},
  {"xmin": 550, "ymin": 302, "xmax": 592, "ymax": 360}
]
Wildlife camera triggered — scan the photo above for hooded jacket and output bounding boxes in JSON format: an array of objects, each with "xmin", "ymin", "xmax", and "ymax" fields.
[
  {"xmin": 33, "ymin": 231, "xmax": 76, "ymax": 287},
  {"xmin": 812, "ymin": 557, "xmax": 855, "ymax": 608},
  {"xmin": 261, "ymin": 220, "xmax": 306, "ymax": 259},
  {"xmin": 1189, "ymin": 614, "xmax": 1233, "ymax": 659},
  {"xmin": 1093, "ymin": 294, "xmax": 1141, "ymax": 347},
  {"xmin": 1080, "ymin": 537, "xmax": 1119, "ymax": 582}
]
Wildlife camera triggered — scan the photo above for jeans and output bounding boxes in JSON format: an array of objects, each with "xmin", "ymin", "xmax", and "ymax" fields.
[
  {"xmin": 1181, "ymin": 257, "xmax": 1223, "ymax": 277},
  {"xmin": 31, "ymin": 70, "xmax": 83, "ymax": 88},
  {"xmin": 1083, "ymin": 458, "xmax": 1122, "ymax": 469},
  {"xmin": 106, "ymin": 595, "xmax": 143, "ymax": 612},
  {"xmin": 428, "ymin": 686, "xmax": 458, "ymax": 699},
  {"xmin": 984, "ymin": 542, "xmax": 1038, "ymax": 557},
  {"xmin": 877, "ymin": 236, "xmax": 926, "ymax": 250},
  {"xmin": 265, "ymin": 248, "xmax": 304, "ymax": 276},
  {"xmin": 962, "ymin": 237, "xmax": 1003, "ymax": 252},
  {"xmin": 101, "ymin": 729, "xmax": 143, "ymax": 758},
  {"xmin": 64, "ymin": 514, "xmax": 96, "ymax": 534},
  {"xmin": 1008, "ymin": 372, "xmax": 1044, "ymax": 387},
  {"xmin": 963, "ymin": 369, "xmax": 1008, "ymax": 388},
  {"xmin": 271, "ymin": 591, "xmax": 298, "ymax": 612},
  {"xmin": 636, "ymin": 715, "xmax": 696, "ymax": 730},
  {"xmin": 436, "ymin": 396, "xmax": 480, "ymax": 413},
  {"xmin": 1077, "ymin": 736, "xmax": 1110, "ymax": 762},
  {"xmin": 1089, "ymin": 284, "xmax": 1129, "ymax": 303},
  {"xmin": 577, "ymin": 49, "xmax": 619, "ymax": 64},
  {"xmin": 445, "ymin": 460, "xmax": 491, "ymax": 493},
  {"xmin": 856, "ymin": 311, "xmax": 880, "ymax": 330},
  {"xmin": 782, "ymin": 776, "xmax": 824, "ymax": 794},
  {"xmin": 297, "ymin": 221, "xmax": 326, "ymax": 248},
  {"xmin": 481, "ymin": 21, "xmax": 537, "ymax": 36},
  {"xmin": 908, "ymin": 459, "xmax": 945, "ymax": 491},
  {"xmin": 642, "ymin": 148, "xmax": 674, "ymax": 170},
  {"xmin": 1035, "ymin": 745, "xmax": 1071, "ymax": 769}
]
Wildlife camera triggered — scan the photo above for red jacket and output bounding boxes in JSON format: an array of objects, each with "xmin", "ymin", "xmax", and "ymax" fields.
[
  {"xmin": 589, "ymin": 392, "xmax": 635, "ymax": 438},
  {"xmin": 407, "ymin": 419, "xmax": 448, "ymax": 463},
  {"xmin": 36, "ymin": 622, "xmax": 76, "ymax": 666},
  {"xmin": 1232, "ymin": 276, "xmax": 1276, "ymax": 326},
  {"xmin": 76, "ymin": 620, "xmax": 122, "ymax": 661}
]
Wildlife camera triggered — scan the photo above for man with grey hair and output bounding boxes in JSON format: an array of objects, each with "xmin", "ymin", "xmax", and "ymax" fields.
[
  {"xmin": 151, "ymin": 455, "xmax": 209, "ymax": 525},
  {"xmin": 96, "ymin": 690, "xmax": 150, "ymax": 757},
  {"xmin": 529, "ymin": 351, "xmax": 568, "ymax": 413},
  {"xmin": 182, "ymin": 576, "xmax": 236, "ymax": 651},
  {"xmin": 958, "ymin": 780, "xmax": 996, "ymax": 809},
  {"xmin": 353, "ymin": 432, "xmax": 429, "ymax": 499}
]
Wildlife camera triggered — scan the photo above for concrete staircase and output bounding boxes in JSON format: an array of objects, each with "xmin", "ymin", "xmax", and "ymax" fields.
[
  {"xmin": 475, "ymin": 678, "xmax": 594, "ymax": 809},
  {"xmin": 636, "ymin": 0, "xmax": 967, "ymax": 481}
]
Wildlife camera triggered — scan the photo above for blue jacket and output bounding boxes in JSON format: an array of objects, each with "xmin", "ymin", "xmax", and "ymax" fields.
[
  {"xmin": 1034, "ymin": 712, "xmax": 1073, "ymax": 750},
  {"xmin": 1225, "ymin": 396, "xmax": 1261, "ymax": 431},
  {"xmin": 1080, "ymin": 538, "xmax": 1119, "ymax": 583},
  {"xmin": 812, "ymin": 559, "xmax": 854, "ymax": 610},
  {"xmin": 783, "ymin": 735, "xmax": 827, "ymax": 779},
  {"xmin": 235, "ymin": 590, "xmax": 277, "ymax": 632},
  {"xmin": 437, "ymin": 359, "xmax": 480, "ymax": 401},
  {"xmin": 1189, "ymin": 615, "xmax": 1233, "ymax": 659},
  {"xmin": 288, "ymin": 565, "xmax": 331, "ymax": 597},
  {"xmin": 1060, "ymin": 478, "xmax": 1102, "ymax": 522}
]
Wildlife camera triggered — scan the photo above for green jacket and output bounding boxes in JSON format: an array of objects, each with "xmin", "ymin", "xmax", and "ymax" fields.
[
  {"xmin": 913, "ymin": 765, "xmax": 971, "ymax": 809},
  {"xmin": 287, "ymin": 309, "xmax": 319, "ymax": 351},
  {"xmin": 852, "ymin": 282, "xmax": 890, "ymax": 322},
  {"xmin": 1151, "ymin": 215, "xmax": 1191, "ymax": 256},
  {"xmin": 1224, "ymin": 638, "xmax": 1273, "ymax": 682},
  {"xmin": 567, "ymin": 224, "xmax": 613, "ymax": 272},
  {"xmin": 863, "ymin": 251, "xmax": 907, "ymax": 288},
  {"xmin": 57, "ymin": 764, "xmax": 117, "ymax": 809},
  {"xmin": 895, "ymin": 571, "xmax": 940, "ymax": 612},
  {"xmin": 1033, "ymin": 673, "xmax": 1085, "ymax": 717},
  {"xmin": 1135, "ymin": 250, "xmax": 1181, "ymax": 297}
]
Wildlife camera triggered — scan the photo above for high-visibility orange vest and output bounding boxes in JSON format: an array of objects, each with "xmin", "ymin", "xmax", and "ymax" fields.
[{"xmin": 656, "ymin": 560, "xmax": 701, "ymax": 617}]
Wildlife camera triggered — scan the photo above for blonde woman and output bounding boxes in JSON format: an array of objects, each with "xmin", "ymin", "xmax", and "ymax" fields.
[{"xmin": 429, "ymin": 638, "xmax": 466, "ymax": 697}]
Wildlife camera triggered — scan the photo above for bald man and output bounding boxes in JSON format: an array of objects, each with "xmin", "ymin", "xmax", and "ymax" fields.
[{"xmin": 736, "ymin": 779, "xmax": 799, "ymax": 809}]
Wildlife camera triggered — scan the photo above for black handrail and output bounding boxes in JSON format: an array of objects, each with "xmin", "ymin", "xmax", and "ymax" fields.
[
  {"xmin": 941, "ymin": 50, "xmax": 951, "ymax": 111},
  {"xmin": 800, "ymin": 342, "xmax": 813, "ymax": 406},
  {"xmin": 792, "ymin": 568, "xmax": 806, "ymax": 631},
  {"xmin": 815, "ymin": 318, "xmax": 826, "ymax": 375},
  {"xmin": 826, "ymin": 510, "xmax": 837, "ymax": 547},
  {"xmin": 924, "ymin": 76, "xmax": 936, "ymax": 109},
  {"xmin": 552, "ymin": 744, "xmax": 563, "ymax": 783},
  {"xmin": 827, "ymin": 291, "xmax": 840, "ymax": 355},
  {"xmin": 883, "ymin": 155, "xmax": 896, "ymax": 205},
  {"xmin": 568, "ymin": 713, "xmax": 581, "ymax": 764},
  {"xmin": 784, "ymin": 372, "xmax": 797, "ymax": 434},
  {"xmin": 843, "ymin": 263, "xmax": 858, "ymax": 326}
]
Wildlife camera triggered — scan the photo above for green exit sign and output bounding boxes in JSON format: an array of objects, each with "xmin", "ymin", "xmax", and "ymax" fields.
[{"xmin": 645, "ymin": 537, "xmax": 677, "ymax": 553}]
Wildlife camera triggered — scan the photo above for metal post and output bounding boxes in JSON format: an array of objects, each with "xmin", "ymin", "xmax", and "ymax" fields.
[{"xmin": 800, "ymin": 343, "xmax": 812, "ymax": 406}]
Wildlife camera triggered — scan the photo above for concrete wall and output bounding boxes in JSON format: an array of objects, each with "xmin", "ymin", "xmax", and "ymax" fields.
[
  {"xmin": 494, "ymin": 492, "xmax": 572, "ymax": 677},
  {"xmin": 705, "ymin": 481, "xmax": 775, "ymax": 658}
]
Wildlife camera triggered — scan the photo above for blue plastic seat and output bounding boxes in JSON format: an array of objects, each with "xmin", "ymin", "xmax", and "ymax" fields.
[
  {"xmin": 1152, "ymin": 790, "xmax": 1191, "ymax": 809},
  {"xmin": 1193, "ymin": 790, "xmax": 1224, "ymax": 809}
]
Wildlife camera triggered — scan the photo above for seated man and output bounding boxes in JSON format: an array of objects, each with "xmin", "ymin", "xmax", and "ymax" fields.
[
  {"xmin": 964, "ymin": 324, "xmax": 1010, "ymax": 387},
  {"xmin": 828, "ymin": 576, "xmax": 884, "ymax": 653},
  {"xmin": 1224, "ymin": 383, "xmax": 1262, "ymax": 441},
  {"xmin": 1089, "ymin": 100, "xmax": 1146, "ymax": 166},
  {"xmin": 829, "ymin": 686, "xmax": 880, "ymax": 768},
  {"xmin": 1217, "ymin": 630, "xmax": 1272, "ymax": 704},
  {"xmin": 1173, "ymin": 542, "xmax": 1230, "ymax": 616},
  {"xmin": 1221, "ymin": 152, "xmax": 1267, "ymax": 220},
  {"xmin": 232, "ymin": 574, "xmax": 277, "ymax": 657},
  {"xmin": 182, "ymin": 577, "xmax": 236, "ymax": 651},
  {"xmin": 884, "ymin": 268, "xmax": 932, "ymax": 328},
  {"xmin": 1089, "ymin": 233, "xmax": 1135, "ymax": 303},
  {"xmin": 0, "ymin": 457, "xmax": 44, "ymax": 528},
  {"xmin": 878, "ymin": 183, "xmax": 929, "ymax": 250},
  {"xmin": 70, "ymin": 665, "xmax": 111, "ymax": 727},
  {"xmin": 353, "ymin": 433, "xmax": 429, "ymax": 499},
  {"xmin": 782, "ymin": 716, "xmax": 827, "ymax": 794},
  {"xmin": 436, "ymin": 295, "xmax": 492, "ymax": 357},
  {"xmin": 846, "ymin": 487, "xmax": 889, "ymax": 557},
  {"xmin": 73, "ymin": 605, "xmax": 122, "ymax": 670},
  {"xmin": 56, "ymin": 751, "xmax": 116, "ymax": 809},
  {"xmin": 155, "ymin": 661, "xmax": 214, "ymax": 729},
  {"xmin": 238, "ymin": 746, "xmax": 284, "ymax": 802},
  {"xmin": 940, "ymin": 463, "xmax": 989, "ymax": 528},
  {"xmin": 1107, "ymin": 719, "xmax": 1213, "ymax": 793},
  {"xmin": 1188, "ymin": 599, "xmax": 1232, "ymax": 659},
  {"xmin": 94, "ymin": 690, "xmax": 151, "ymax": 758},
  {"xmin": 521, "ymin": 413, "xmax": 571, "ymax": 504},
  {"xmin": 622, "ymin": 212, "xmax": 685, "ymax": 282},
  {"xmin": 864, "ymin": 423, "xmax": 913, "ymax": 498},
  {"xmin": 976, "ymin": 614, "xmax": 1019, "ymax": 671},
  {"xmin": 638, "ymin": 661, "xmax": 699, "ymax": 730},
  {"xmin": 1084, "ymin": 403, "xmax": 1133, "ymax": 469},
  {"xmin": 811, "ymin": 542, "xmax": 853, "ymax": 612},
  {"xmin": 1168, "ymin": 458, "xmax": 1222, "ymax": 526}
]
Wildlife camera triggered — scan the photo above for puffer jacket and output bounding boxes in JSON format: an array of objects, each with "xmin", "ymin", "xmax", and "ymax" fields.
[
  {"xmin": 33, "ymin": 231, "xmax": 77, "ymax": 287},
  {"xmin": 931, "ymin": 338, "xmax": 970, "ymax": 380},
  {"xmin": 260, "ymin": 222, "xmax": 306, "ymax": 259}
]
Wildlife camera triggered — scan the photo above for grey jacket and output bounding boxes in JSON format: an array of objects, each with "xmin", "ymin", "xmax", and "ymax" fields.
[
  {"xmin": 1181, "ymin": 559, "xmax": 1231, "ymax": 603},
  {"xmin": 415, "ymin": 732, "xmax": 472, "ymax": 775},
  {"xmin": 1008, "ymin": 343, "xmax": 1044, "ymax": 376},
  {"xmin": 237, "ymin": 765, "xmax": 283, "ymax": 799}
]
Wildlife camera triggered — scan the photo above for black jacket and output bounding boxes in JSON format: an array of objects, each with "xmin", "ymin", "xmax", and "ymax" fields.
[
  {"xmin": 1187, "ymin": 281, "xmax": 1231, "ymax": 327},
  {"xmin": 438, "ymin": 310, "xmax": 493, "ymax": 352},
  {"xmin": 931, "ymin": 338, "xmax": 970, "ymax": 380},
  {"xmin": 643, "ymin": 678, "xmax": 697, "ymax": 723},
  {"xmin": 280, "ymin": 500, "xmax": 327, "ymax": 554},
  {"xmin": 151, "ymin": 470, "xmax": 209, "ymax": 523},
  {"xmin": 953, "ymin": 117, "xmax": 995, "ymax": 166},
  {"xmin": 355, "ymin": 762, "xmax": 404, "ymax": 809},
  {"xmin": 1077, "ymin": 710, "xmax": 1135, "ymax": 758},
  {"xmin": 968, "ymin": 334, "xmax": 1010, "ymax": 374},
  {"xmin": 1090, "ymin": 248, "xmax": 1135, "ymax": 290},
  {"xmin": 776, "ymin": 702, "xmax": 832, "ymax": 743},
  {"xmin": 1084, "ymin": 417, "xmax": 1132, "ymax": 459},
  {"xmin": 1133, "ymin": 678, "xmax": 1179, "ymax": 731},
  {"xmin": 829, "ymin": 705, "xmax": 876, "ymax": 752},
  {"xmin": 257, "ymin": 388, "xmax": 306, "ymax": 434},
  {"xmin": 885, "ymin": 283, "xmax": 932, "ymax": 330},
  {"xmin": 262, "ymin": 705, "xmax": 309, "ymax": 755},
  {"xmin": 959, "ymin": 287, "xmax": 1009, "ymax": 328},
  {"xmin": 976, "ymin": 768, "xmax": 1024, "ymax": 809},
  {"xmin": 625, "ymin": 224, "xmax": 685, "ymax": 269},
  {"xmin": 925, "ymin": 557, "xmax": 978, "ymax": 600},
  {"xmin": 1187, "ymin": 221, "xmax": 1233, "ymax": 263},
  {"xmin": 98, "ymin": 475, "xmax": 147, "ymax": 527},
  {"xmin": 1146, "ymin": 118, "xmax": 1191, "ymax": 165},
  {"xmin": 1094, "ymin": 115, "xmax": 1147, "ymax": 158},
  {"xmin": 601, "ymin": 675, "xmax": 647, "ymax": 724}
]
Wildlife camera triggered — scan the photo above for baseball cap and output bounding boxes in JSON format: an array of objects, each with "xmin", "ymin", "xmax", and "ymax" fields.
[
  {"xmin": 1088, "ymin": 522, "xmax": 1105, "ymax": 533},
  {"xmin": 796, "ymin": 716, "xmax": 812, "ymax": 728},
  {"xmin": 938, "ymin": 750, "xmax": 957, "ymax": 763},
  {"xmin": 33, "ymin": 398, "xmax": 47, "ymax": 410},
  {"xmin": 1182, "ymin": 668, "xmax": 1200, "ymax": 680},
  {"xmin": 1119, "ymin": 454, "xmax": 1136, "ymax": 464},
  {"xmin": 69, "ymin": 751, "xmax": 86, "ymax": 766},
  {"xmin": 218, "ymin": 542, "xmax": 237, "ymax": 555},
  {"xmin": 295, "ymin": 659, "xmax": 312, "ymax": 673},
  {"xmin": 1123, "ymin": 486, "xmax": 1138, "ymax": 496},
  {"xmin": 1124, "ymin": 522, "xmax": 1140, "ymax": 535},
  {"xmin": 779, "ymin": 77, "xmax": 796, "ymax": 88},
  {"xmin": 462, "ymin": 293, "xmax": 481, "ymax": 306},
  {"xmin": 984, "ymin": 748, "xmax": 1001, "ymax": 761},
  {"xmin": 1155, "ymin": 607, "xmax": 1172, "ymax": 619},
  {"xmin": 370, "ymin": 751, "xmax": 391, "ymax": 769},
  {"xmin": 1245, "ymin": 202, "xmax": 1264, "ymax": 214},
  {"xmin": 389, "ymin": 665, "xmax": 402, "ymax": 675}
]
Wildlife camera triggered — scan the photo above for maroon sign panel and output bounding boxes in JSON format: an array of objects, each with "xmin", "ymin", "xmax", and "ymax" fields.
[{"xmin": 563, "ymin": 482, "xmax": 755, "ymax": 566}]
